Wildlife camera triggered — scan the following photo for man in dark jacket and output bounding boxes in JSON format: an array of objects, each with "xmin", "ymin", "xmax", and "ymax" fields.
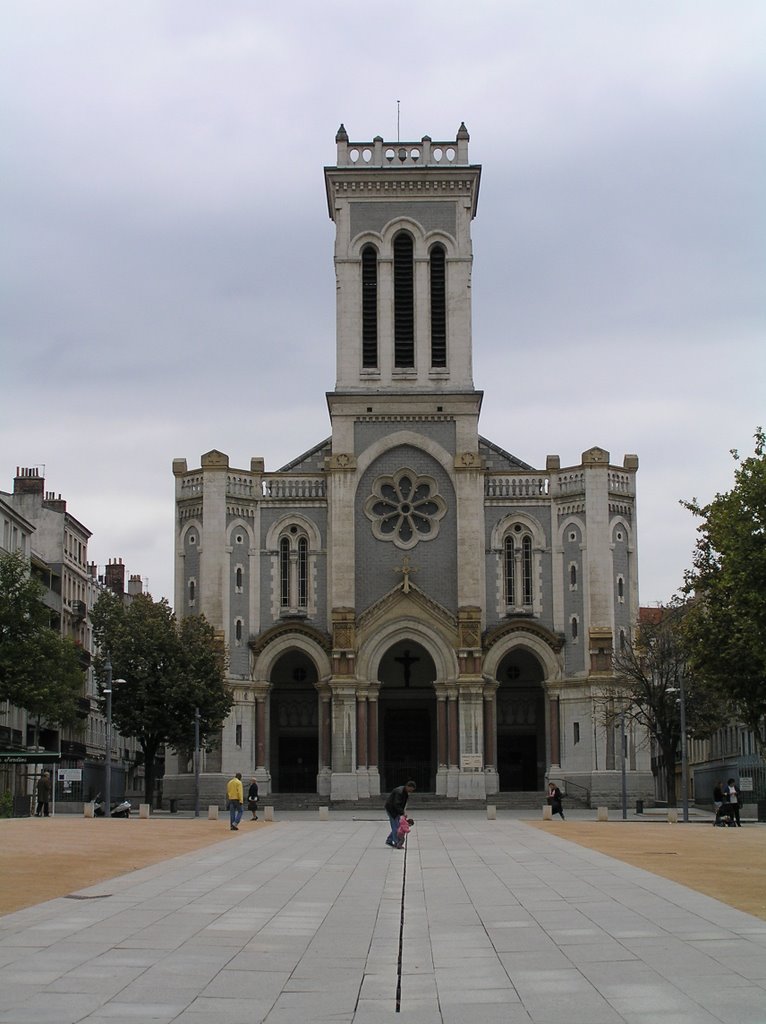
[
  {"xmin": 384, "ymin": 780, "xmax": 415, "ymax": 847},
  {"xmin": 35, "ymin": 771, "xmax": 51, "ymax": 817}
]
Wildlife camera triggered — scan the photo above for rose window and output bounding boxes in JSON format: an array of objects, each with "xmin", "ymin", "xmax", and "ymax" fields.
[{"xmin": 364, "ymin": 469, "xmax": 447, "ymax": 550}]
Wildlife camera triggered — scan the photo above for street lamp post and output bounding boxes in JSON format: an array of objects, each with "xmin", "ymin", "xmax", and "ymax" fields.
[
  {"xmin": 679, "ymin": 678, "xmax": 689, "ymax": 823},
  {"xmin": 620, "ymin": 709, "xmax": 628, "ymax": 820},
  {"xmin": 194, "ymin": 707, "xmax": 201, "ymax": 818},
  {"xmin": 102, "ymin": 655, "xmax": 125, "ymax": 818}
]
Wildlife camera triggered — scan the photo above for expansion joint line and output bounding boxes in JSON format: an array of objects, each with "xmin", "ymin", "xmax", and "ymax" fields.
[{"xmin": 395, "ymin": 837, "xmax": 408, "ymax": 1012}]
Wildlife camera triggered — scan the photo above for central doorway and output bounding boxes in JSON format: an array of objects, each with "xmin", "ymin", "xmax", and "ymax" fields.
[
  {"xmin": 496, "ymin": 648, "xmax": 546, "ymax": 791},
  {"xmin": 378, "ymin": 640, "xmax": 436, "ymax": 793},
  {"xmin": 269, "ymin": 650, "xmax": 319, "ymax": 793}
]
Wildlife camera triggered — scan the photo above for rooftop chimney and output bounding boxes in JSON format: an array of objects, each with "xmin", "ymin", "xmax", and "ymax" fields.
[
  {"xmin": 13, "ymin": 467, "xmax": 44, "ymax": 497},
  {"xmin": 105, "ymin": 558, "xmax": 125, "ymax": 596}
]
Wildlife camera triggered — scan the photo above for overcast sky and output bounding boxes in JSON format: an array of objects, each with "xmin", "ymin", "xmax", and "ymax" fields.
[{"xmin": 2, "ymin": 1, "xmax": 764, "ymax": 607}]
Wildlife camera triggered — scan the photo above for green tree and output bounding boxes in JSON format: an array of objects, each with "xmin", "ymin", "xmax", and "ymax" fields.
[
  {"xmin": 682, "ymin": 428, "xmax": 766, "ymax": 749},
  {"xmin": 607, "ymin": 602, "xmax": 725, "ymax": 806},
  {"xmin": 91, "ymin": 592, "xmax": 232, "ymax": 805},
  {"xmin": 0, "ymin": 549, "xmax": 84, "ymax": 734}
]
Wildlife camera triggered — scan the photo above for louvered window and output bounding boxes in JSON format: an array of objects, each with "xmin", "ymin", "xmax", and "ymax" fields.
[
  {"xmin": 522, "ymin": 536, "xmax": 533, "ymax": 605},
  {"xmin": 504, "ymin": 536, "xmax": 515, "ymax": 606},
  {"xmin": 361, "ymin": 245, "xmax": 378, "ymax": 368},
  {"xmin": 393, "ymin": 232, "xmax": 414, "ymax": 366},
  {"xmin": 430, "ymin": 244, "xmax": 446, "ymax": 366}
]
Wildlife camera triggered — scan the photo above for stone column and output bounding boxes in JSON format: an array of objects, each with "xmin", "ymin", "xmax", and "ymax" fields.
[
  {"xmin": 447, "ymin": 690, "xmax": 460, "ymax": 798},
  {"xmin": 356, "ymin": 695, "xmax": 368, "ymax": 769},
  {"xmin": 549, "ymin": 696, "xmax": 561, "ymax": 768}
]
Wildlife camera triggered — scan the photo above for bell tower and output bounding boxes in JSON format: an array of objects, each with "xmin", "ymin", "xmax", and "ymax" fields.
[{"xmin": 324, "ymin": 123, "xmax": 482, "ymax": 397}]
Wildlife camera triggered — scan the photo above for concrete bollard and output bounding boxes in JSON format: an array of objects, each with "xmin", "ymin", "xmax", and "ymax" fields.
[
  {"xmin": 264, "ymin": 805, "xmax": 274, "ymax": 821},
  {"xmin": 208, "ymin": 804, "xmax": 219, "ymax": 820},
  {"xmin": 487, "ymin": 804, "xmax": 497, "ymax": 820},
  {"xmin": 83, "ymin": 802, "xmax": 94, "ymax": 818},
  {"xmin": 139, "ymin": 803, "xmax": 150, "ymax": 819},
  {"xmin": 542, "ymin": 805, "xmax": 552, "ymax": 820},
  {"xmin": 597, "ymin": 806, "xmax": 609, "ymax": 822},
  {"xmin": 319, "ymin": 806, "xmax": 329, "ymax": 820},
  {"xmin": 667, "ymin": 809, "xmax": 678, "ymax": 824}
]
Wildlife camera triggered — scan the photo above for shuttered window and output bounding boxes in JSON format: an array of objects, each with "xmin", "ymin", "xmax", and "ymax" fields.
[
  {"xmin": 393, "ymin": 232, "xmax": 414, "ymax": 366},
  {"xmin": 361, "ymin": 245, "xmax": 378, "ymax": 367},
  {"xmin": 430, "ymin": 244, "xmax": 446, "ymax": 366}
]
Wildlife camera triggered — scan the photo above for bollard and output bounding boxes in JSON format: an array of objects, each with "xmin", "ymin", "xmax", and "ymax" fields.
[
  {"xmin": 83, "ymin": 802, "xmax": 94, "ymax": 818},
  {"xmin": 487, "ymin": 804, "xmax": 497, "ymax": 820},
  {"xmin": 542, "ymin": 805, "xmax": 552, "ymax": 820},
  {"xmin": 667, "ymin": 809, "xmax": 678, "ymax": 824},
  {"xmin": 139, "ymin": 803, "xmax": 150, "ymax": 819},
  {"xmin": 597, "ymin": 806, "xmax": 609, "ymax": 821},
  {"xmin": 208, "ymin": 804, "xmax": 219, "ymax": 820},
  {"xmin": 319, "ymin": 806, "xmax": 329, "ymax": 820},
  {"xmin": 264, "ymin": 805, "xmax": 274, "ymax": 821}
]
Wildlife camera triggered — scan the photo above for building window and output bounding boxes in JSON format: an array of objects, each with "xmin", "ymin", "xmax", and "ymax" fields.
[
  {"xmin": 280, "ymin": 538, "xmax": 290, "ymax": 608},
  {"xmin": 235, "ymin": 724, "xmax": 242, "ymax": 747},
  {"xmin": 279, "ymin": 528, "xmax": 311, "ymax": 612},
  {"xmin": 504, "ymin": 536, "xmax": 515, "ymax": 606},
  {"xmin": 235, "ymin": 566, "xmax": 243, "ymax": 592},
  {"xmin": 573, "ymin": 721, "xmax": 580, "ymax": 744},
  {"xmin": 188, "ymin": 578, "xmax": 196, "ymax": 607},
  {"xmin": 429, "ymin": 243, "xmax": 446, "ymax": 367},
  {"xmin": 503, "ymin": 526, "xmax": 536, "ymax": 612},
  {"xmin": 393, "ymin": 231, "xmax": 414, "ymax": 367},
  {"xmin": 361, "ymin": 244, "xmax": 378, "ymax": 368},
  {"xmin": 569, "ymin": 563, "xmax": 577, "ymax": 589},
  {"xmin": 617, "ymin": 575, "xmax": 625, "ymax": 603},
  {"xmin": 571, "ymin": 616, "xmax": 578, "ymax": 640},
  {"xmin": 234, "ymin": 618, "xmax": 243, "ymax": 644}
]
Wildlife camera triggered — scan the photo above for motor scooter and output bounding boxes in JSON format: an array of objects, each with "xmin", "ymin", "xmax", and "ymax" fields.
[{"xmin": 92, "ymin": 793, "xmax": 132, "ymax": 818}]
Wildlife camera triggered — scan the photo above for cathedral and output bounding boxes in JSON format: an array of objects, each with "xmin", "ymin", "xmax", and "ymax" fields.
[{"xmin": 166, "ymin": 124, "xmax": 653, "ymax": 807}]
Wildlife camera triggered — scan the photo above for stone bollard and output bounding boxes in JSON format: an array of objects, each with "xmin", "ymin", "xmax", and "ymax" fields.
[
  {"xmin": 139, "ymin": 803, "xmax": 150, "ymax": 819},
  {"xmin": 667, "ymin": 809, "xmax": 679, "ymax": 823},
  {"xmin": 264, "ymin": 805, "xmax": 274, "ymax": 821},
  {"xmin": 597, "ymin": 806, "xmax": 609, "ymax": 822},
  {"xmin": 487, "ymin": 804, "xmax": 497, "ymax": 820},
  {"xmin": 319, "ymin": 806, "xmax": 329, "ymax": 820},
  {"xmin": 83, "ymin": 801, "xmax": 94, "ymax": 818},
  {"xmin": 542, "ymin": 805, "xmax": 552, "ymax": 820},
  {"xmin": 208, "ymin": 804, "xmax": 219, "ymax": 820}
]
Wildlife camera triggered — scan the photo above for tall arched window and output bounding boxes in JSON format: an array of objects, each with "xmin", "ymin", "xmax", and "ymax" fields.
[
  {"xmin": 503, "ymin": 525, "xmax": 537, "ymax": 613},
  {"xmin": 280, "ymin": 538, "xmax": 290, "ymax": 608},
  {"xmin": 279, "ymin": 528, "xmax": 310, "ymax": 613},
  {"xmin": 393, "ymin": 231, "xmax": 414, "ymax": 367},
  {"xmin": 429, "ymin": 243, "xmax": 446, "ymax": 367},
  {"xmin": 361, "ymin": 244, "xmax": 378, "ymax": 368}
]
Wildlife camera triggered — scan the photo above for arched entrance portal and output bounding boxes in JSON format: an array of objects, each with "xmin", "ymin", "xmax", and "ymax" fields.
[
  {"xmin": 269, "ymin": 650, "xmax": 319, "ymax": 793},
  {"xmin": 378, "ymin": 640, "xmax": 436, "ymax": 793},
  {"xmin": 496, "ymin": 648, "xmax": 546, "ymax": 791}
]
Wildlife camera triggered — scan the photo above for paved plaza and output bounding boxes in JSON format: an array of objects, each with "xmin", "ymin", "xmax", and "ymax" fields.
[{"xmin": 1, "ymin": 811, "xmax": 765, "ymax": 1023}]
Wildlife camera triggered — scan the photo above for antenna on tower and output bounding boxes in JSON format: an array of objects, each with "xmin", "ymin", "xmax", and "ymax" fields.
[{"xmin": 397, "ymin": 100, "xmax": 400, "ymax": 142}]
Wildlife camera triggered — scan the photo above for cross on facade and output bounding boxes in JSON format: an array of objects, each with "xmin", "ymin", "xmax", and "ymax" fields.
[
  {"xmin": 394, "ymin": 648, "xmax": 420, "ymax": 687},
  {"xmin": 393, "ymin": 555, "xmax": 418, "ymax": 593}
]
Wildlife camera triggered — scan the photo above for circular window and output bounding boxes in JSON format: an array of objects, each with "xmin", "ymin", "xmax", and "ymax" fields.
[
  {"xmin": 364, "ymin": 469, "xmax": 447, "ymax": 550},
  {"xmin": 569, "ymin": 531, "xmax": 577, "ymax": 542}
]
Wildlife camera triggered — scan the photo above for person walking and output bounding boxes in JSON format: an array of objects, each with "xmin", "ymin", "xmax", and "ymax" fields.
[
  {"xmin": 724, "ymin": 778, "xmax": 742, "ymax": 826},
  {"xmin": 226, "ymin": 772, "xmax": 244, "ymax": 830},
  {"xmin": 35, "ymin": 771, "xmax": 51, "ymax": 817},
  {"xmin": 547, "ymin": 781, "xmax": 565, "ymax": 820},
  {"xmin": 247, "ymin": 777, "xmax": 259, "ymax": 821},
  {"xmin": 712, "ymin": 781, "xmax": 724, "ymax": 816},
  {"xmin": 384, "ymin": 780, "xmax": 415, "ymax": 848}
]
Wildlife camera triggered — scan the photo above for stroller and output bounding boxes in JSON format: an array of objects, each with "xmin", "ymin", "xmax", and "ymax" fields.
[{"xmin": 714, "ymin": 800, "xmax": 736, "ymax": 827}]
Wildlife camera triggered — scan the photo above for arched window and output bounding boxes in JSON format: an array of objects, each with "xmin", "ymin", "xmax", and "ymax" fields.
[
  {"xmin": 393, "ymin": 232, "xmax": 414, "ymax": 367},
  {"xmin": 298, "ymin": 537, "xmax": 308, "ymax": 608},
  {"xmin": 235, "ymin": 619, "xmax": 243, "ymax": 643},
  {"xmin": 504, "ymin": 536, "xmax": 515, "ymax": 606},
  {"xmin": 569, "ymin": 563, "xmax": 577, "ymax": 589},
  {"xmin": 522, "ymin": 536, "xmax": 533, "ymax": 605},
  {"xmin": 280, "ymin": 538, "xmax": 290, "ymax": 608},
  {"xmin": 279, "ymin": 528, "xmax": 310, "ymax": 613},
  {"xmin": 188, "ymin": 578, "xmax": 196, "ymax": 607},
  {"xmin": 571, "ymin": 616, "xmax": 578, "ymax": 639},
  {"xmin": 361, "ymin": 244, "xmax": 378, "ymax": 368},
  {"xmin": 617, "ymin": 575, "xmax": 624, "ymax": 602},
  {"xmin": 235, "ymin": 566, "xmax": 243, "ymax": 592},
  {"xmin": 429, "ymin": 244, "xmax": 446, "ymax": 367},
  {"xmin": 503, "ymin": 526, "xmax": 536, "ymax": 612}
]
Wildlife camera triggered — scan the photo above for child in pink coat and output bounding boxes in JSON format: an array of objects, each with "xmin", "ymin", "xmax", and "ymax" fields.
[{"xmin": 395, "ymin": 816, "xmax": 414, "ymax": 848}]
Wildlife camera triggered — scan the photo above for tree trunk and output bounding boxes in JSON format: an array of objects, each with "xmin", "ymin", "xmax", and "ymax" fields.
[
  {"xmin": 142, "ymin": 739, "xmax": 159, "ymax": 807},
  {"xmin": 662, "ymin": 745, "xmax": 678, "ymax": 807}
]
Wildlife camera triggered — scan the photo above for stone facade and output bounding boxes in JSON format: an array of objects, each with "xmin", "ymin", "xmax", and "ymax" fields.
[{"xmin": 167, "ymin": 125, "xmax": 653, "ymax": 807}]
